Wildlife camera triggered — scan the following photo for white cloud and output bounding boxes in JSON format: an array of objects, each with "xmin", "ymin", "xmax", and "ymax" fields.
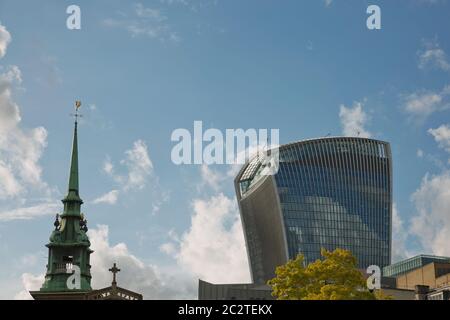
[
  {"xmin": 404, "ymin": 91, "xmax": 442, "ymax": 115},
  {"xmin": 162, "ymin": 193, "xmax": 251, "ymax": 283},
  {"xmin": 324, "ymin": 0, "xmax": 333, "ymax": 7},
  {"xmin": 391, "ymin": 203, "xmax": 410, "ymax": 262},
  {"xmin": 160, "ymin": 0, "xmax": 189, "ymax": 5},
  {"xmin": 102, "ymin": 3, "xmax": 180, "ymax": 42},
  {"xmin": 0, "ymin": 65, "xmax": 22, "ymax": 129},
  {"xmin": 0, "ymin": 202, "xmax": 58, "ymax": 222},
  {"xmin": 14, "ymin": 273, "xmax": 44, "ymax": 300},
  {"xmin": 428, "ymin": 124, "xmax": 450, "ymax": 153},
  {"xmin": 417, "ymin": 149, "xmax": 424, "ymax": 158},
  {"xmin": 402, "ymin": 85, "xmax": 450, "ymax": 119},
  {"xmin": 88, "ymin": 225, "xmax": 195, "ymax": 299},
  {"xmin": 135, "ymin": 4, "xmax": 166, "ymax": 21},
  {"xmin": 0, "ymin": 160, "xmax": 22, "ymax": 198},
  {"xmin": 200, "ymin": 164, "xmax": 224, "ymax": 191},
  {"xmin": 339, "ymin": 101, "xmax": 372, "ymax": 138},
  {"xmin": 0, "ymin": 22, "xmax": 55, "ymax": 223},
  {"xmin": 150, "ymin": 188, "xmax": 171, "ymax": 215},
  {"xmin": 418, "ymin": 39, "xmax": 450, "ymax": 72},
  {"xmin": 418, "ymin": 0, "xmax": 444, "ymax": 4},
  {"xmin": 101, "ymin": 140, "xmax": 169, "ymax": 213},
  {"xmin": 0, "ymin": 58, "xmax": 49, "ymax": 200},
  {"xmin": 160, "ymin": 240, "xmax": 177, "ymax": 256},
  {"xmin": 106, "ymin": 140, "xmax": 153, "ymax": 192},
  {"xmin": 122, "ymin": 140, "xmax": 153, "ymax": 191},
  {"xmin": 103, "ymin": 157, "xmax": 114, "ymax": 175},
  {"xmin": 92, "ymin": 190, "xmax": 119, "ymax": 205},
  {"xmin": 102, "ymin": 140, "xmax": 153, "ymax": 203},
  {"xmin": 0, "ymin": 22, "xmax": 11, "ymax": 58},
  {"xmin": 410, "ymin": 171, "xmax": 450, "ymax": 256}
]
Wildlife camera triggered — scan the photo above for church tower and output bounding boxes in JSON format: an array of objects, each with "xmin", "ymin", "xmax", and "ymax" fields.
[
  {"xmin": 31, "ymin": 101, "xmax": 142, "ymax": 300},
  {"xmin": 32, "ymin": 102, "xmax": 93, "ymax": 298}
]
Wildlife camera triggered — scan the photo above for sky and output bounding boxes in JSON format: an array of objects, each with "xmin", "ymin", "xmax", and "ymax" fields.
[{"xmin": 0, "ymin": 0, "xmax": 450, "ymax": 299}]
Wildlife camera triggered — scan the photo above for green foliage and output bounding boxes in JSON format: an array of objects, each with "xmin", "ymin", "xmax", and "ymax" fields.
[{"xmin": 268, "ymin": 248, "xmax": 380, "ymax": 300}]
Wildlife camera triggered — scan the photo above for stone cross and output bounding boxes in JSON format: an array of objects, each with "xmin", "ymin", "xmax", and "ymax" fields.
[{"xmin": 109, "ymin": 263, "xmax": 121, "ymax": 286}]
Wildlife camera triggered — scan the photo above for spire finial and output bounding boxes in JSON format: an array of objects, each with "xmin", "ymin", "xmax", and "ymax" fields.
[
  {"xmin": 64, "ymin": 101, "xmax": 82, "ymax": 202},
  {"xmin": 72, "ymin": 100, "xmax": 82, "ymax": 124}
]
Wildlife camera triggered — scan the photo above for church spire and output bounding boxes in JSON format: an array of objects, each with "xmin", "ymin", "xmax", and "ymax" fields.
[
  {"xmin": 68, "ymin": 119, "xmax": 79, "ymax": 194},
  {"xmin": 30, "ymin": 100, "xmax": 143, "ymax": 299},
  {"xmin": 36, "ymin": 101, "xmax": 93, "ymax": 294},
  {"xmin": 63, "ymin": 101, "xmax": 83, "ymax": 207}
]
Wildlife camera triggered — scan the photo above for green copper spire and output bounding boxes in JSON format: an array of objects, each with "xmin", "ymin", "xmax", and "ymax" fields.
[
  {"xmin": 68, "ymin": 121, "xmax": 79, "ymax": 194},
  {"xmin": 63, "ymin": 102, "xmax": 83, "ymax": 206},
  {"xmin": 39, "ymin": 101, "xmax": 93, "ymax": 293}
]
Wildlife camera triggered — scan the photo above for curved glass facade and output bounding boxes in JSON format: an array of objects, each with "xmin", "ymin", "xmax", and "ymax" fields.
[{"xmin": 235, "ymin": 137, "xmax": 392, "ymax": 283}]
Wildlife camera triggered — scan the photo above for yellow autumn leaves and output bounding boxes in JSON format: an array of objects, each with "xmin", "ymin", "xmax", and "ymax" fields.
[{"xmin": 268, "ymin": 248, "xmax": 391, "ymax": 300}]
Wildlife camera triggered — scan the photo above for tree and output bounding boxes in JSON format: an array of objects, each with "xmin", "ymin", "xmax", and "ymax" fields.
[{"xmin": 268, "ymin": 248, "xmax": 384, "ymax": 300}]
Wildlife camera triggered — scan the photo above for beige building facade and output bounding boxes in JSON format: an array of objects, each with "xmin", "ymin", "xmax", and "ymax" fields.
[{"xmin": 396, "ymin": 262, "xmax": 450, "ymax": 290}]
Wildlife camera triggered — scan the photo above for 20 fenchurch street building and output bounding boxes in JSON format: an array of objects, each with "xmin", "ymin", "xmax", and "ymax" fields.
[{"xmin": 235, "ymin": 137, "xmax": 392, "ymax": 284}]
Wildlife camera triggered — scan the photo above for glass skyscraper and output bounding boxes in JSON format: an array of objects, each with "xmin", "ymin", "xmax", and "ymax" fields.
[{"xmin": 235, "ymin": 137, "xmax": 392, "ymax": 284}]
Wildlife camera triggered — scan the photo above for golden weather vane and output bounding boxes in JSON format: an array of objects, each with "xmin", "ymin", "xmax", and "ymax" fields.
[{"xmin": 71, "ymin": 100, "xmax": 83, "ymax": 123}]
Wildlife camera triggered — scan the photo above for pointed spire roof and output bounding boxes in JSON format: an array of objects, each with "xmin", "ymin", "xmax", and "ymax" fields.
[
  {"xmin": 68, "ymin": 121, "xmax": 79, "ymax": 194},
  {"xmin": 63, "ymin": 102, "xmax": 83, "ymax": 205}
]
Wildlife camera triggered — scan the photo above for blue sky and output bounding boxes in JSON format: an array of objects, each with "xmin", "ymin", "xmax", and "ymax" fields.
[{"xmin": 0, "ymin": 0, "xmax": 450, "ymax": 299}]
